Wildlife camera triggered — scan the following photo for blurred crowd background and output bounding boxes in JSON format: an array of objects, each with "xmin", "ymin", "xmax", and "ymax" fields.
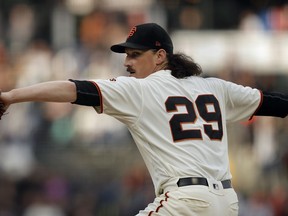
[{"xmin": 0, "ymin": 0, "xmax": 288, "ymax": 215}]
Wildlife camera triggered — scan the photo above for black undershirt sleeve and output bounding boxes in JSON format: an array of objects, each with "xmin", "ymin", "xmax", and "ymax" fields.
[
  {"xmin": 69, "ymin": 79, "xmax": 100, "ymax": 106},
  {"xmin": 254, "ymin": 91, "xmax": 288, "ymax": 118}
]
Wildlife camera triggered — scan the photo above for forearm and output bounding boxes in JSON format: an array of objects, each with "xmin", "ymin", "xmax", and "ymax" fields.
[{"xmin": 6, "ymin": 81, "xmax": 77, "ymax": 105}]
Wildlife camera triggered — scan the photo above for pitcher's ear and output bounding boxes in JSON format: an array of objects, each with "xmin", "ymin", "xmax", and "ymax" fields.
[{"xmin": 155, "ymin": 49, "xmax": 167, "ymax": 65}]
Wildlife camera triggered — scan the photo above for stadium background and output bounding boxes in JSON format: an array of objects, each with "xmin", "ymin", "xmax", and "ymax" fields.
[{"xmin": 0, "ymin": 0, "xmax": 288, "ymax": 215}]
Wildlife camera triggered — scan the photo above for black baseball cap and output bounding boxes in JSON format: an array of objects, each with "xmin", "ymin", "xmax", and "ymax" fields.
[{"xmin": 110, "ymin": 23, "xmax": 173, "ymax": 54}]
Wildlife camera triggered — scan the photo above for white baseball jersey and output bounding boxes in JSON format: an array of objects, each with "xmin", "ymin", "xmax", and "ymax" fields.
[{"xmin": 93, "ymin": 70, "xmax": 262, "ymax": 196}]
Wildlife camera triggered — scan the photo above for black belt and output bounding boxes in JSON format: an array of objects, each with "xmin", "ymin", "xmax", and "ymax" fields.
[{"xmin": 177, "ymin": 177, "xmax": 232, "ymax": 189}]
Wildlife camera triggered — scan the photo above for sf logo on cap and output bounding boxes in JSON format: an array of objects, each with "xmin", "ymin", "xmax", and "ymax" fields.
[{"xmin": 128, "ymin": 27, "xmax": 137, "ymax": 38}]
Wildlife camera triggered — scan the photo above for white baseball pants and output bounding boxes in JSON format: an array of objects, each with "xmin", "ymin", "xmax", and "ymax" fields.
[{"xmin": 136, "ymin": 183, "xmax": 239, "ymax": 216}]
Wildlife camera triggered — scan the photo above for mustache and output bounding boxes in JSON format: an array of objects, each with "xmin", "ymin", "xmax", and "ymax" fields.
[{"xmin": 126, "ymin": 67, "xmax": 135, "ymax": 73}]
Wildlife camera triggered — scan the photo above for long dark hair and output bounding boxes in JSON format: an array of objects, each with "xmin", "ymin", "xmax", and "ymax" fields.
[{"xmin": 167, "ymin": 52, "xmax": 202, "ymax": 78}]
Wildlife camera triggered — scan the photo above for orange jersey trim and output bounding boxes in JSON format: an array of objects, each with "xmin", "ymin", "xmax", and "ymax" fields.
[{"xmin": 91, "ymin": 81, "xmax": 103, "ymax": 113}]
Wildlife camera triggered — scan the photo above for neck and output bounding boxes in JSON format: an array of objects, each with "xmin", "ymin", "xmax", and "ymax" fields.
[{"xmin": 153, "ymin": 61, "xmax": 169, "ymax": 73}]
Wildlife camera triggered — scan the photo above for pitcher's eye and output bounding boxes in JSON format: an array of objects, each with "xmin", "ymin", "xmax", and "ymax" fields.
[{"xmin": 128, "ymin": 51, "xmax": 144, "ymax": 58}]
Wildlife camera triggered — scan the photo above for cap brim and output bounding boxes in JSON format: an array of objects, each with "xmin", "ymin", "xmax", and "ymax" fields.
[{"xmin": 110, "ymin": 42, "xmax": 150, "ymax": 53}]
